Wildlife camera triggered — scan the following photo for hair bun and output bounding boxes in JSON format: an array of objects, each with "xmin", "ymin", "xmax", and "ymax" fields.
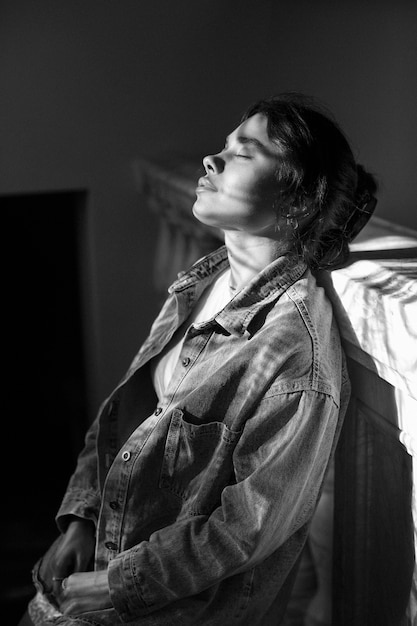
[{"xmin": 344, "ymin": 164, "xmax": 378, "ymax": 242}]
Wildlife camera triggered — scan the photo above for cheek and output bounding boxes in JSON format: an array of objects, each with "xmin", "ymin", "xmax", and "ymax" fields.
[
  {"xmin": 223, "ymin": 175, "xmax": 277, "ymax": 214},
  {"xmin": 222, "ymin": 175, "xmax": 272, "ymax": 206},
  {"xmin": 252, "ymin": 174, "xmax": 279, "ymax": 203}
]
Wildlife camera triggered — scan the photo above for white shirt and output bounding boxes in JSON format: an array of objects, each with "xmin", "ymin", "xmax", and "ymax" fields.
[{"xmin": 151, "ymin": 268, "xmax": 235, "ymax": 400}]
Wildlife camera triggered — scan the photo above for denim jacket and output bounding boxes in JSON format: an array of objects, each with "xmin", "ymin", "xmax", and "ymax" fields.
[{"xmin": 43, "ymin": 246, "xmax": 350, "ymax": 625}]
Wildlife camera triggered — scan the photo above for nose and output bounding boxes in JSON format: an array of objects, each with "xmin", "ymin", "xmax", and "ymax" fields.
[{"xmin": 203, "ymin": 154, "xmax": 224, "ymax": 174}]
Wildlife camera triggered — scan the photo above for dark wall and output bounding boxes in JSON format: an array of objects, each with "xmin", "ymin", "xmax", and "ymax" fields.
[{"xmin": 1, "ymin": 0, "xmax": 415, "ymax": 414}]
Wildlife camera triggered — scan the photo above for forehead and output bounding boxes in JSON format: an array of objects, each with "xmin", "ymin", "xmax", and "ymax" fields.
[{"xmin": 234, "ymin": 112, "xmax": 268, "ymax": 136}]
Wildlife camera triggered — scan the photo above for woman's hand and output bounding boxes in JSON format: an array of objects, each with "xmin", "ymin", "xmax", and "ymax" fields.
[
  {"xmin": 38, "ymin": 517, "xmax": 96, "ymax": 600},
  {"xmin": 57, "ymin": 570, "xmax": 112, "ymax": 615}
]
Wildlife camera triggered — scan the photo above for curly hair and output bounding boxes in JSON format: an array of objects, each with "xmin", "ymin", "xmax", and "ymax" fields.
[{"xmin": 242, "ymin": 93, "xmax": 378, "ymax": 270}]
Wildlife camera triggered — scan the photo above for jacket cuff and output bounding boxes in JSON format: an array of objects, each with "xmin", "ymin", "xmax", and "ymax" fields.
[
  {"xmin": 108, "ymin": 548, "xmax": 153, "ymax": 621},
  {"xmin": 56, "ymin": 487, "xmax": 100, "ymax": 532}
]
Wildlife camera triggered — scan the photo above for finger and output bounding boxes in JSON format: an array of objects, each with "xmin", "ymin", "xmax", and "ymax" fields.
[
  {"xmin": 52, "ymin": 576, "xmax": 67, "ymax": 601},
  {"xmin": 38, "ymin": 557, "xmax": 57, "ymax": 593}
]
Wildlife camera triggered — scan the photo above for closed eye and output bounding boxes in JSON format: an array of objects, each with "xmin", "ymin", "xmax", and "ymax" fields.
[{"xmin": 220, "ymin": 140, "xmax": 252, "ymax": 159}]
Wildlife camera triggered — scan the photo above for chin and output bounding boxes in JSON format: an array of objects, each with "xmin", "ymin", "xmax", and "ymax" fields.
[
  {"xmin": 192, "ymin": 202, "xmax": 214, "ymax": 226},
  {"xmin": 192, "ymin": 203, "xmax": 203, "ymax": 222}
]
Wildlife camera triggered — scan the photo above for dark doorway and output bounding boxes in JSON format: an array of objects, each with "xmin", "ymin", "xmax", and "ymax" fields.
[{"xmin": 1, "ymin": 190, "xmax": 89, "ymax": 622}]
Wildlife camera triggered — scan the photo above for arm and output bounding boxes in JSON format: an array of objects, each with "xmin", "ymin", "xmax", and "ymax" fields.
[
  {"xmin": 108, "ymin": 388, "xmax": 345, "ymax": 621},
  {"xmin": 56, "ymin": 412, "xmax": 102, "ymax": 531},
  {"xmin": 33, "ymin": 413, "xmax": 103, "ymax": 603}
]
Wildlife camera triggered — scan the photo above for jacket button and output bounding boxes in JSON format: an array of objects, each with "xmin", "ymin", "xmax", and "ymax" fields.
[
  {"xmin": 109, "ymin": 501, "xmax": 119, "ymax": 510},
  {"xmin": 154, "ymin": 407, "xmax": 162, "ymax": 416},
  {"xmin": 105, "ymin": 541, "xmax": 118, "ymax": 551},
  {"xmin": 182, "ymin": 357, "xmax": 191, "ymax": 367},
  {"xmin": 121, "ymin": 450, "xmax": 131, "ymax": 461}
]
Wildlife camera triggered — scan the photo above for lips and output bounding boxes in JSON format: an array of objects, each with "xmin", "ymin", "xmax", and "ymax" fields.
[{"xmin": 196, "ymin": 176, "xmax": 217, "ymax": 192}]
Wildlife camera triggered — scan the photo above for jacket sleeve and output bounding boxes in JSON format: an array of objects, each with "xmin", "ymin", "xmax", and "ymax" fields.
[
  {"xmin": 55, "ymin": 411, "xmax": 102, "ymax": 532},
  {"xmin": 107, "ymin": 383, "xmax": 349, "ymax": 621}
]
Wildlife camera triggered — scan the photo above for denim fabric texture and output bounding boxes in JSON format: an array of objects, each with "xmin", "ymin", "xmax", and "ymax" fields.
[{"xmin": 52, "ymin": 246, "xmax": 350, "ymax": 625}]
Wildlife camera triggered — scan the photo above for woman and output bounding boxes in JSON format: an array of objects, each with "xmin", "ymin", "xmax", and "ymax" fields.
[{"xmin": 21, "ymin": 93, "xmax": 377, "ymax": 625}]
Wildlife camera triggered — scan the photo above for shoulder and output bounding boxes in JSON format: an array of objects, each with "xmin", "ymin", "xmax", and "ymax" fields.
[
  {"xmin": 261, "ymin": 270, "xmax": 343, "ymax": 401},
  {"xmin": 261, "ymin": 269, "xmax": 332, "ymax": 343}
]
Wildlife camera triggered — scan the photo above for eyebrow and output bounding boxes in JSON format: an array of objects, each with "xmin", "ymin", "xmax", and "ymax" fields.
[{"xmin": 225, "ymin": 133, "xmax": 269, "ymax": 154}]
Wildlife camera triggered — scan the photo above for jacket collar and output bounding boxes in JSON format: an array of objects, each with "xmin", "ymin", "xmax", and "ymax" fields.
[{"xmin": 169, "ymin": 246, "xmax": 308, "ymax": 336}]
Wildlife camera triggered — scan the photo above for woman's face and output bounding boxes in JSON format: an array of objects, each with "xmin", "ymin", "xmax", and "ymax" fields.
[{"xmin": 193, "ymin": 113, "xmax": 282, "ymax": 235}]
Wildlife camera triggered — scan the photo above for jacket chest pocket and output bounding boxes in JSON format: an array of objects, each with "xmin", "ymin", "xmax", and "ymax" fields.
[{"xmin": 159, "ymin": 408, "xmax": 242, "ymax": 515}]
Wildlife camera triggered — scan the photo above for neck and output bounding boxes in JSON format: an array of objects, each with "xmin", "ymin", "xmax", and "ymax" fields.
[{"xmin": 223, "ymin": 231, "xmax": 291, "ymax": 291}]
